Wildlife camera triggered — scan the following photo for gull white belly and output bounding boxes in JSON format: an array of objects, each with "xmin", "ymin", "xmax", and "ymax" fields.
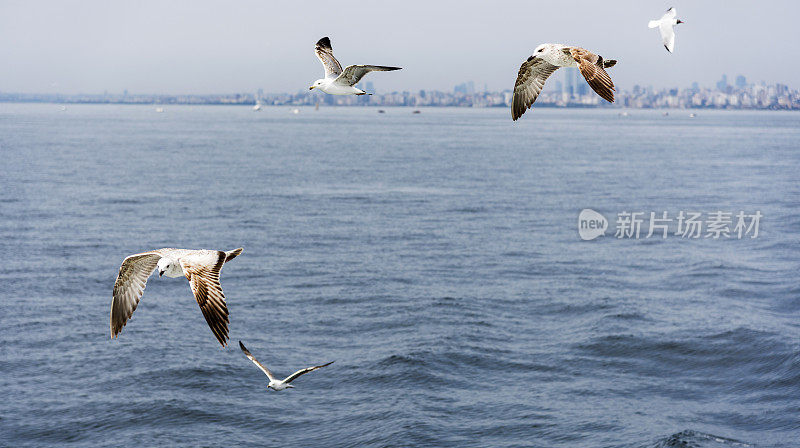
[{"xmin": 321, "ymin": 83, "xmax": 364, "ymax": 95}]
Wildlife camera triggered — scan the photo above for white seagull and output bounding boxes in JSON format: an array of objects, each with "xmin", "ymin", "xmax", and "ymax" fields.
[
  {"xmin": 648, "ymin": 7, "xmax": 684, "ymax": 53},
  {"xmin": 512, "ymin": 43, "xmax": 617, "ymax": 121},
  {"xmin": 239, "ymin": 341, "xmax": 334, "ymax": 391},
  {"xmin": 110, "ymin": 247, "xmax": 243, "ymax": 347},
  {"xmin": 309, "ymin": 37, "xmax": 401, "ymax": 95}
]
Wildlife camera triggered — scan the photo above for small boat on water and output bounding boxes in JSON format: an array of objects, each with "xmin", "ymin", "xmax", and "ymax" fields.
[
  {"xmin": 291, "ymin": 108, "xmax": 300, "ymax": 114},
  {"xmin": 377, "ymin": 110, "xmax": 386, "ymax": 114},
  {"xmin": 155, "ymin": 107, "xmax": 164, "ymax": 113},
  {"xmin": 412, "ymin": 110, "xmax": 421, "ymax": 114},
  {"xmin": 689, "ymin": 113, "xmax": 696, "ymax": 118}
]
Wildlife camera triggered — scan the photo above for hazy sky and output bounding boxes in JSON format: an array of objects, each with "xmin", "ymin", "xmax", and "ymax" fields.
[{"xmin": 1, "ymin": 1, "xmax": 798, "ymax": 94}]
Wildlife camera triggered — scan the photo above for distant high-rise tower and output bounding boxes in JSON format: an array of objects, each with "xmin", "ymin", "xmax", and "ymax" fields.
[
  {"xmin": 735, "ymin": 75, "xmax": 747, "ymax": 89},
  {"xmin": 564, "ymin": 70, "xmax": 575, "ymax": 96},
  {"xmin": 716, "ymin": 74, "xmax": 728, "ymax": 92},
  {"xmin": 453, "ymin": 81, "xmax": 476, "ymax": 95},
  {"xmin": 575, "ymin": 69, "xmax": 588, "ymax": 96}
]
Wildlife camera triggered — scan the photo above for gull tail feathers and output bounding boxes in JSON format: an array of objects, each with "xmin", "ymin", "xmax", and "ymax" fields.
[
  {"xmin": 225, "ymin": 247, "xmax": 243, "ymax": 262},
  {"xmin": 596, "ymin": 56, "xmax": 616, "ymax": 69}
]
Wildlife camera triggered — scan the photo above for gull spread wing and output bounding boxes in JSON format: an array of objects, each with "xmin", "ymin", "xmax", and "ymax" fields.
[
  {"xmin": 660, "ymin": 21, "xmax": 676, "ymax": 53},
  {"xmin": 335, "ymin": 65, "xmax": 402, "ymax": 87},
  {"xmin": 283, "ymin": 361, "xmax": 334, "ymax": 384},
  {"xmin": 511, "ymin": 56, "xmax": 560, "ymax": 121},
  {"xmin": 110, "ymin": 251, "xmax": 163, "ymax": 338},
  {"xmin": 665, "ymin": 7, "xmax": 677, "ymax": 19},
  {"xmin": 179, "ymin": 251, "xmax": 230, "ymax": 347},
  {"xmin": 570, "ymin": 48, "xmax": 615, "ymax": 103},
  {"xmin": 315, "ymin": 37, "xmax": 342, "ymax": 79},
  {"xmin": 239, "ymin": 341, "xmax": 276, "ymax": 381}
]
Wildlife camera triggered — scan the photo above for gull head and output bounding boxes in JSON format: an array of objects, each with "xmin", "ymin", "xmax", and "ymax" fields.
[
  {"xmin": 310, "ymin": 79, "xmax": 325, "ymax": 90},
  {"xmin": 528, "ymin": 43, "xmax": 560, "ymax": 64},
  {"xmin": 532, "ymin": 43, "xmax": 557, "ymax": 58},
  {"xmin": 157, "ymin": 257, "xmax": 181, "ymax": 278}
]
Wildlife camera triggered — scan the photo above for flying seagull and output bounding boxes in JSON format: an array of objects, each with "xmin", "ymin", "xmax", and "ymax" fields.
[
  {"xmin": 648, "ymin": 7, "xmax": 684, "ymax": 53},
  {"xmin": 512, "ymin": 44, "xmax": 617, "ymax": 121},
  {"xmin": 110, "ymin": 247, "xmax": 243, "ymax": 347},
  {"xmin": 239, "ymin": 341, "xmax": 334, "ymax": 391},
  {"xmin": 309, "ymin": 37, "xmax": 401, "ymax": 95}
]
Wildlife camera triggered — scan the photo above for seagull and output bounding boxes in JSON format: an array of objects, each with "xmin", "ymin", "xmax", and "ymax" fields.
[
  {"xmin": 512, "ymin": 44, "xmax": 617, "ymax": 121},
  {"xmin": 309, "ymin": 37, "xmax": 401, "ymax": 95},
  {"xmin": 648, "ymin": 7, "xmax": 684, "ymax": 53},
  {"xmin": 110, "ymin": 248, "xmax": 243, "ymax": 347},
  {"xmin": 239, "ymin": 341, "xmax": 334, "ymax": 391}
]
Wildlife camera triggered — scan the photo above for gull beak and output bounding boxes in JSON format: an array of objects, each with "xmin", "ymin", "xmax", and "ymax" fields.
[
  {"xmin": 158, "ymin": 269, "xmax": 164, "ymax": 277},
  {"xmin": 677, "ymin": 19, "xmax": 684, "ymax": 24},
  {"xmin": 309, "ymin": 86, "xmax": 315, "ymax": 90}
]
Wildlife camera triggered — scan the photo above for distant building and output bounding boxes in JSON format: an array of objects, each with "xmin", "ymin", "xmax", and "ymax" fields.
[
  {"xmin": 716, "ymin": 74, "xmax": 728, "ymax": 92},
  {"xmin": 735, "ymin": 75, "xmax": 747, "ymax": 89},
  {"xmin": 575, "ymin": 70, "xmax": 588, "ymax": 96},
  {"xmin": 559, "ymin": 69, "xmax": 587, "ymax": 96},
  {"xmin": 453, "ymin": 81, "xmax": 475, "ymax": 95},
  {"xmin": 564, "ymin": 70, "xmax": 575, "ymax": 96}
]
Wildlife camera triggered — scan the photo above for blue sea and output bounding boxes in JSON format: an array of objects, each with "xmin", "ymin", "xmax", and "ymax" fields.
[{"xmin": 1, "ymin": 104, "xmax": 798, "ymax": 447}]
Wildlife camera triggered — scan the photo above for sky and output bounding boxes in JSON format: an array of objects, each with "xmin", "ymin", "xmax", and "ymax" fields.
[{"xmin": 1, "ymin": 0, "xmax": 798, "ymax": 94}]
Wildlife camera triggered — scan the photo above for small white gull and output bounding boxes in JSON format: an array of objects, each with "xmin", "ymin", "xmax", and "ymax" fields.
[
  {"xmin": 512, "ymin": 43, "xmax": 617, "ymax": 121},
  {"xmin": 648, "ymin": 7, "xmax": 684, "ymax": 53},
  {"xmin": 239, "ymin": 341, "xmax": 334, "ymax": 391},
  {"xmin": 309, "ymin": 37, "xmax": 401, "ymax": 95},
  {"xmin": 110, "ymin": 247, "xmax": 242, "ymax": 347}
]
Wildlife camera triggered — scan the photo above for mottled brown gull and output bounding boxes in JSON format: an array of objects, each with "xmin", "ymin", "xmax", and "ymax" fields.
[
  {"xmin": 110, "ymin": 247, "xmax": 243, "ymax": 347},
  {"xmin": 511, "ymin": 43, "xmax": 617, "ymax": 121}
]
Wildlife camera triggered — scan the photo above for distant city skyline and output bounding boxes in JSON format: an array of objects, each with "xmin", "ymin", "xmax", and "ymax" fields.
[
  {"xmin": 2, "ymin": 1, "xmax": 799, "ymax": 94},
  {"xmin": 4, "ymin": 74, "xmax": 796, "ymax": 111}
]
